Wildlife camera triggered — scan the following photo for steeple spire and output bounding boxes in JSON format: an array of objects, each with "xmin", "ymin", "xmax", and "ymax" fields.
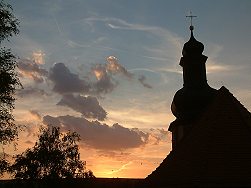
[
  {"xmin": 169, "ymin": 18, "xmax": 217, "ymax": 148},
  {"xmin": 171, "ymin": 16, "xmax": 216, "ymax": 121}
]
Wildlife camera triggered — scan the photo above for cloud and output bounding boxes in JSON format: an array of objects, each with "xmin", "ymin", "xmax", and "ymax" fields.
[
  {"xmin": 92, "ymin": 56, "xmax": 134, "ymax": 94},
  {"xmin": 18, "ymin": 58, "xmax": 48, "ymax": 83},
  {"xmin": 148, "ymin": 128, "xmax": 171, "ymax": 145},
  {"xmin": 106, "ymin": 56, "xmax": 133, "ymax": 78},
  {"xmin": 17, "ymin": 87, "xmax": 49, "ymax": 98},
  {"xmin": 43, "ymin": 115, "xmax": 150, "ymax": 150},
  {"xmin": 138, "ymin": 75, "xmax": 152, "ymax": 89},
  {"xmin": 32, "ymin": 50, "xmax": 45, "ymax": 65},
  {"xmin": 86, "ymin": 17, "xmax": 161, "ymax": 32},
  {"xmin": 106, "ymin": 161, "xmax": 133, "ymax": 175},
  {"xmin": 92, "ymin": 56, "xmax": 152, "ymax": 93},
  {"xmin": 85, "ymin": 16, "xmax": 182, "ymax": 56},
  {"xmin": 97, "ymin": 150, "xmax": 131, "ymax": 159},
  {"xmin": 29, "ymin": 110, "xmax": 42, "ymax": 121},
  {"xmin": 57, "ymin": 94, "xmax": 107, "ymax": 121},
  {"xmin": 48, "ymin": 62, "xmax": 90, "ymax": 94},
  {"xmin": 92, "ymin": 64, "xmax": 117, "ymax": 94}
]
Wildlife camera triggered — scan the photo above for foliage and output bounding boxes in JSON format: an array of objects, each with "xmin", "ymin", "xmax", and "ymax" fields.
[
  {"xmin": 10, "ymin": 126, "xmax": 95, "ymax": 179},
  {"xmin": 0, "ymin": 158, "xmax": 9, "ymax": 176},
  {"xmin": 0, "ymin": 0, "xmax": 20, "ymax": 177},
  {"xmin": 0, "ymin": 48, "xmax": 20, "ymax": 144},
  {"xmin": 0, "ymin": 0, "xmax": 19, "ymax": 42},
  {"xmin": 0, "ymin": 0, "xmax": 20, "ymax": 145}
]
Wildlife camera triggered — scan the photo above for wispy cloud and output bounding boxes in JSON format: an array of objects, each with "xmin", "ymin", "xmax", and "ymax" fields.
[
  {"xmin": 106, "ymin": 161, "xmax": 133, "ymax": 175},
  {"xmin": 83, "ymin": 16, "xmax": 183, "ymax": 64},
  {"xmin": 138, "ymin": 75, "xmax": 152, "ymax": 89},
  {"xmin": 207, "ymin": 64, "xmax": 231, "ymax": 73},
  {"xmin": 17, "ymin": 87, "xmax": 49, "ymax": 98}
]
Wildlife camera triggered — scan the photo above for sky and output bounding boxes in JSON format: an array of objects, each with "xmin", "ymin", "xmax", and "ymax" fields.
[{"xmin": 2, "ymin": 0, "xmax": 251, "ymax": 178}]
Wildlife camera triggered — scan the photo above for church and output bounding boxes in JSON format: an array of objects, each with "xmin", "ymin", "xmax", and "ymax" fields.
[{"xmin": 146, "ymin": 21, "xmax": 251, "ymax": 187}]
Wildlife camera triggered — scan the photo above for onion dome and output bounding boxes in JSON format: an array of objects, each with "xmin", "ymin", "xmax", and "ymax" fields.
[
  {"xmin": 182, "ymin": 26, "xmax": 204, "ymax": 57},
  {"xmin": 171, "ymin": 86, "xmax": 216, "ymax": 120}
]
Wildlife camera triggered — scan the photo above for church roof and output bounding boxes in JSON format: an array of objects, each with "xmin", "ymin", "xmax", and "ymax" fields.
[{"xmin": 146, "ymin": 86, "xmax": 251, "ymax": 187}]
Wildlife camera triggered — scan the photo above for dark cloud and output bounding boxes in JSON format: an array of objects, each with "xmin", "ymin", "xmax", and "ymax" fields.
[
  {"xmin": 138, "ymin": 75, "xmax": 153, "ymax": 89},
  {"xmin": 43, "ymin": 115, "xmax": 61, "ymax": 127},
  {"xmin": 18, "ymin": 59, "xmax": 48, "ymax": 83},
  {"xmin": 97, "ymin": 150, "xmax": 131, "ymax": 160},
  {"xmin": 92, "ymin": 56, "xmax": 152, "ymax": 93},
  {"xmin": 43, "ymin": 115, "xmax": 150, "ymax": 150},
  {"xmin": 92, "ymin": 64, "xmax": 118, "ymax": 94},
  {"xmin": 47, "ymin": 58, "xmax": 151, "ymax": 96},
  {"xmin": 49, "ymin": 63, "xmax": 90, "ymax": 94},
  {"xmin": 91, "ymin": 56, "xmax": 135, "ymax": 94},
  {"xmin": 57, "ymin": 94, "xmax": 107, "ymax": 121}
]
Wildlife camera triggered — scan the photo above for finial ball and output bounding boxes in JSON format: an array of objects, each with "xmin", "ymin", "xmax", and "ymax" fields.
[{"xmin": 189, "ymin": 25, "xmax": 194, "ymax": 31}]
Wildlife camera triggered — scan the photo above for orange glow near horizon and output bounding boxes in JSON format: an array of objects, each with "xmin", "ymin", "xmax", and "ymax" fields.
[
  {"xmin": 4, "ymin": 121, "xmax": 172, "ymax": 179},
  {"xmin": 8, "ymin": 107, "xmax": 172, "ymax": 179},
  {"xmin": 80, "ymin": 139, "xmax": 171, "ymax": 178},
  {"xmin": 88, "ymin": 160, "xmax": 160, "ymax": 178}
]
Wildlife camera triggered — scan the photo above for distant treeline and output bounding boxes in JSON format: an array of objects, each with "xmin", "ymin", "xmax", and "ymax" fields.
[{"xmin": 0, "ymin": 178, "xmax": 145, "ymax": 188}]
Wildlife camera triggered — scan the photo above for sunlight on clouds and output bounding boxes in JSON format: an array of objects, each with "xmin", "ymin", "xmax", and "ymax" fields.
[
  {"xmin": 83, "ymin": 143, "xmax": 171, "ymax": 178},
  {"xmin": 82, "ymin": 154, "xmax": 131, "ymax": 178},
  {"xmin": 75, "ymin": 126, "xmax": 172, "ymax": 178},
  {"xmin": 14, "ymin": 110, "xmax": 41, "ymax": 123},
  {"xmin": 106, "ymin": 56, "xmax": 120, "ymax": 73},
  {"xmin": 207, "ymin": 64, "xmax": 229, "ymax": 73},
  {"xmin": 32, "ymin": 50, "xmax": 45, "ymax": 65},
  {"xmin": 106, "ymin": 108, "xmax": 174, "ymax": 129},
  {"xmin": 93, "ymin": 68, "xmax": 105, "ymax": 81},
  {"xmin": 92, "ymin": 55, "xmax": 133, "ymax": 81}
]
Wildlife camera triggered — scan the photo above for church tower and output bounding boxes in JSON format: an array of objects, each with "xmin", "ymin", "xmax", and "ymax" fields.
[
  {"xmin": 146, "ymin": 15, "xmax": 251, "ymax": 187},
  {"xmin": 169, "ymin": 21, "xmax": 216, "ymax": 148}
]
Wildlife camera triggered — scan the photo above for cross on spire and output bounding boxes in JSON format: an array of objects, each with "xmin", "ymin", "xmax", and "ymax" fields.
[{"xmin": 186, "ymin": 11, "xmax": 197, "ymax": 31}]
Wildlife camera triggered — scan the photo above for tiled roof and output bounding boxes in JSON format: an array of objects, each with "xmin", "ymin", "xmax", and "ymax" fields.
[{"xmin": 146, "ymin": 86, "xmax": 251, "ymax": 187}]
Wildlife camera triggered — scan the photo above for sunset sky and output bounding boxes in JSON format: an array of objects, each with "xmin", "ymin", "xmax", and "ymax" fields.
[{"xmin": 3, "ymin": 0, "xmax": 251, "ymax": 178}]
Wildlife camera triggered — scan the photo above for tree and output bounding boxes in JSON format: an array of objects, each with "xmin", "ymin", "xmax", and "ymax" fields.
[
  {"xmin": 0, "ymin": 0, "xmax": 20, "ymax": 145},
  {"xmin": 0, "ymin": 158, "xmax": 9, "ymax": 176},
  {"xmin": 10, "ymin": 126, "xmax": 95, "ymax": 179},
  {"xmin": 0, "ymin": 0, "xmax": 20, "ymax": 177}
]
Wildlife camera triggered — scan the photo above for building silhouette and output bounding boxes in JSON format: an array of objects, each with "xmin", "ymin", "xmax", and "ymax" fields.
[{"xmin": 146, "ymin": 24, "xmax": 251, "ymax": 187}]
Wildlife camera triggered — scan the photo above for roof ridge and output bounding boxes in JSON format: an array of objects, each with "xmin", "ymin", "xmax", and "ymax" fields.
[{"xmin": 218, "ymin": 86, "xmax": 251, "ymax": 130}]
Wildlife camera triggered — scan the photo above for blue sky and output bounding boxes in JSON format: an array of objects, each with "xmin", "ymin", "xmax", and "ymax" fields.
[{"xmin": 3, "ymin": 0, "xmax": 251, "ymax": 178}]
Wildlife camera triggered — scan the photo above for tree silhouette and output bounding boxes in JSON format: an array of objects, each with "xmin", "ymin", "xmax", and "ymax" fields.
[
  {"xmin": 0, "ymin": 0, "xmax": 21, "ymax": 176},
  {"xmin": 10, "ymin": 126, "xmax": 95, "ymax": 179},
  {"xmin": 0, "ymin": 157, "xmax": 9, "ymax": 176},
  {"xmin": 0, "ymin": 0, "xmax": 20, "ymax": 144}
]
